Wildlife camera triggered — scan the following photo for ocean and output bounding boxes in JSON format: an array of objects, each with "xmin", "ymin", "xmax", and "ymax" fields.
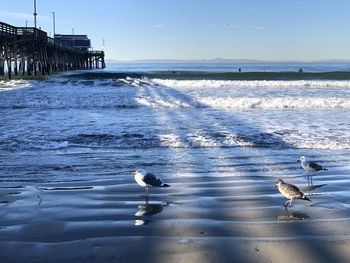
[{"xmin": 1, "ymin": 62, "xmax": 349, "ymax": 184}]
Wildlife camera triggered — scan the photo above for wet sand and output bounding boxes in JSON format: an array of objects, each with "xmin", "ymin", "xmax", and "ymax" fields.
[{"xmin": 1, "ymin": 173, "xmax": 350, "ymax": 263}]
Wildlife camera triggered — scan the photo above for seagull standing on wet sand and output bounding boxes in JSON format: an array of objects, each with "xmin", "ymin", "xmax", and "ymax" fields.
[
  {"xmin": 132, "ymin": 169, "xmax": 170, "ymax": 193},
  {"xmin": 298, "ymin": 156, "xmax": 328, "ymax": 173},
  {"xmin": 275, "ymin": 179, "xmax": 312, "ymax": 209}
]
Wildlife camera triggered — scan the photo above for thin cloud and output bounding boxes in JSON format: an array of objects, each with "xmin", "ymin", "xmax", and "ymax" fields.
[
  {"xmin": 253, "ymin": 26, "xmax": 268, "ymax": 30},
  {"xmin": 154, "ymin": 24, "xmax": 165, "ymax": 29}
]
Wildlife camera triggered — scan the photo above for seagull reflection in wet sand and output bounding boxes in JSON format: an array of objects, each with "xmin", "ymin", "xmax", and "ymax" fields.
[
  {"xmin": 277, "ymin": 211, "xmax": 310, "ymax": 221},
  {"xmin": 275, "ymin": 179, "xmax": 312, "ymax": 209},
  {"xmin": 134, "ymin": 202, "xmax": 169, "ymax": 226}
]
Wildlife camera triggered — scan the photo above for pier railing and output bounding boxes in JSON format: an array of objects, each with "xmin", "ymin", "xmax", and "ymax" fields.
[
  {"xmin": 16, "ymin": 27, "xmax": 48, "ymax": 42},
  {"xmin": 47, "ymin": 37, "xmax": 55, "ymax": 45},
  {"xmin": 89, "ymin": 50, "xmax": 105, "ymax": 55},
  {"xmin": 0, "ymin": 22, "xmax": 17, "ymax": 37}
]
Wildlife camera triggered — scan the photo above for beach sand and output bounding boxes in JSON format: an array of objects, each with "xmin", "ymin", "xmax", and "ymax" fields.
[
  {"xmin": 2, "ymin": 63, "xmax": 350, "ymax": 263},
  {"xmin": 1, "ymin": 175, "xmax": 350, "ymax": 263}
]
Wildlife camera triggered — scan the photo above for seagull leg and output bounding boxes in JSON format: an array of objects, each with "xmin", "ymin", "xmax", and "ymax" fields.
[
  {"xmin": 144, "ymin": 187, "xmax": 149, "ymax": 199},
  {"xmin": 307, "ymin": 172, "xmax": 314, "ymax": 187},
  {"xmin": 284, "ymin": 199, "xmax": 292, "ymax": 209},
  {"xmin": 145, "ymin": 194, "xmax": 149, "ymax": 205}
]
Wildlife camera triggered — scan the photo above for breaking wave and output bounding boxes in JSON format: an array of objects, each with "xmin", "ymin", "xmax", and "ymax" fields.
[
  {"xmin": 1, "ymin": 130, "xmax": 350, "ymax": 151},
  {"xmin": 152, "ymin": 79, "xmax": 350, "ymax": 89},
  {"xmin": 1, "ymin": 76, "xmax": 350, "ymax": 109}
]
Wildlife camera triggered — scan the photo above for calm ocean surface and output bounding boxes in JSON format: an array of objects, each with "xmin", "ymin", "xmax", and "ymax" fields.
[{"xmin": 0, "ymin": 63, "xmax": 350, "ymax": 185}]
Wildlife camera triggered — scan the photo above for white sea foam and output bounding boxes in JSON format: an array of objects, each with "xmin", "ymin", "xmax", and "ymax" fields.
[
  {"xmin": 2, "ymin": 131, "xmax": 348, "ymax": 151},
  {"xmin": 135, "ymin": 94, "xmax": 194, "ymax": 108},
  {"xmin": 152, "ymin": 79, "xmax": 350, "ymax": 89},
  {"xmin": 197, "ymin": 97, "xmax": 350, "ymax": 109},
  {"xmin": 0, "ymin": 80, "xmax": 32, "ymax": 90},
  {"xmin": 1, "ymin": 77, "xmax": 350, "ymax": 110},
  {"xmin": 188, "ymin": 133, "xmax": 219, "ymax": 147},
  {"xmin": 159, "ymin": 134, "xmax": 187, "ymax": 148},
  {"xmin": 139, "ymin": 78, "xmax": 350, "ymax": 109}
]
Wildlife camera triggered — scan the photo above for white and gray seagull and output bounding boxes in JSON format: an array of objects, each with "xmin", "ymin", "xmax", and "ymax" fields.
[
  {"xmin": 132, "ymin": 169, "xmax": 170, "ymax": 193},
  {"xmin": 298, "ymin": 156, "xmax": 328, "ymax": 173},
  {"xmin": 275, "ymin": 179, "xmax": 312, "ymax": 209}
]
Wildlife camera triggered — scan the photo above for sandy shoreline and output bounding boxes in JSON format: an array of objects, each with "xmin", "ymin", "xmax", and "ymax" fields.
[
  {"xmin": 2, "ymin": 236, "xmax": 350, "ymax": 263},
  {"xmin": 1, "ymin": 175, "xmax": 350, "ymax": 263}
]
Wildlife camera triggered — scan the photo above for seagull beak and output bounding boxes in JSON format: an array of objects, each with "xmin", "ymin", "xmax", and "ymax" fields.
[
  {"xmin": 132, "ymin": 172, "xmax": 136, "ymax": 176},
  {"xmin": 274, "ymin": 183, "xmax": 278, "ymax": 188},
  {"xmin": 297, "ymin": 160, "xmax": 301, "ymax": 163}
]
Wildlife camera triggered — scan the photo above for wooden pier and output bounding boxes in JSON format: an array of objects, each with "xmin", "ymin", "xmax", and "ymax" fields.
[{"xmin": 0, "ymin": 21, "xmax": 105, "ymax": 80}]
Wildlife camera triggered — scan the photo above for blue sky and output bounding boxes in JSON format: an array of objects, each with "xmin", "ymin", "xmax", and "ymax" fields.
[{"xmin": 1, "ymin": 0, "xmax": 350, "ymax": 61}]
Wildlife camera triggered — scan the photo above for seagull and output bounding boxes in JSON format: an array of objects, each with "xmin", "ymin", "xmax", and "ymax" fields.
[
  {"xmin": 298, "ymin": 156, "xmax": 328, "ymax": 172},
  {"xmin": 275, "ymin": 179, "xmax": 311, "ymax": 209},
  {"xmin": 132, "ymin": 169, "xmax": 170, "ymax": 193}
]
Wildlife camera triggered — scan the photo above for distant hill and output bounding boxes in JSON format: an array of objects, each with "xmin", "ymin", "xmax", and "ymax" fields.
[{"xmin": 106, "ymin": 58, "xmax": 350, "ymax": 64}]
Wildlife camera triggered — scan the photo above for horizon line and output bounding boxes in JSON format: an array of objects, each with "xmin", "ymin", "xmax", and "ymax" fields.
[{"xmin": 105, "ymin": 58, "xmax": 350, "ymax": 64}]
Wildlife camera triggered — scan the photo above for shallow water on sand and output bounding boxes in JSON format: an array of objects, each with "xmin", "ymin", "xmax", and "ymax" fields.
[{"xmin": 1, "ymin": 66, "xmax": 350, "ymax": 262}]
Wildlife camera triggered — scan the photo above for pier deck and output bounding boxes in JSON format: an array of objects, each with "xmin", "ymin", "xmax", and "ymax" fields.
[{"xmin": 0, "ymin": 21, "xmax": 105, "ymax": 79}]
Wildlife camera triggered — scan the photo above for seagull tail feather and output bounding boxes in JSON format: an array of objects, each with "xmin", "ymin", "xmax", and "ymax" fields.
[
  {"xmin": 323, "ymin": 168, "xmax": 328, "ymax": 171},
  {"xmin": 162, "ymin": 183, "xmax": 170, "ymax": 187},
  {"xmin": 302, "ymin": 195, "xmax": 312, "ymax": 202}
]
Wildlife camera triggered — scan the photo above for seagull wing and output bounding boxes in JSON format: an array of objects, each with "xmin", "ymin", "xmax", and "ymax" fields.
[
  {"xmin": 308, "ymin": 161, "xmax": 323, "ymax": 171},
  {"xmin": 143, "ymin": 173, "xmax": 164, "ymax": 187},
  {"xmin": 280, "ymin": 183, "xmax": 303, "ymax": 198}
]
